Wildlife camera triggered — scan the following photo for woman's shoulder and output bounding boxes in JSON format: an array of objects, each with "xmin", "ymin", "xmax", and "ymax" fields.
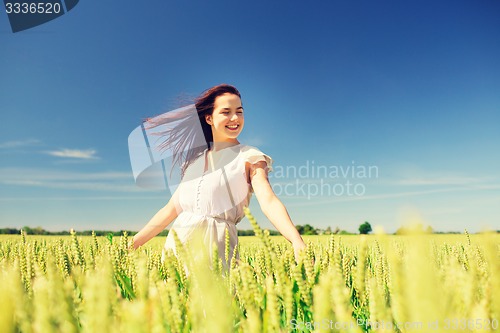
[{"xmin": 238, "ymin": 144, "xmax": 273, "ymax": 168}]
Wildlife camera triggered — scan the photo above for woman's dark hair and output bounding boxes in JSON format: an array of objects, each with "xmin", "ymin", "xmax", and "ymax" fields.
[
  {"xmin": 144, "ymin": 83, "xmax": 242, "ymax": 180},
  {"xmin": 194, "ymin": 84, "xmax": 242, "ymax": 148}
]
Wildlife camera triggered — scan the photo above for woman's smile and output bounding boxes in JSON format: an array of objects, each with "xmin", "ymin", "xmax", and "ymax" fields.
[{"xmin": 206, "ymin": 92, "xmax": 245, "ymax": 142}]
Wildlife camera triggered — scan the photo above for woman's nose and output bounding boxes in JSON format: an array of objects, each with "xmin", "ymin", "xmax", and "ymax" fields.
[{"xmin": 230, "ymin": 113, "xmax": 239, "ymax": 121}]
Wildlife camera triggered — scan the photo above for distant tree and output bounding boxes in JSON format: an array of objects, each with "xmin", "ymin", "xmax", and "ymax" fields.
[
  {"xmin": 359, "ymin": 221, "xmax": 372, "ymax": 234},
  {"xmin": 296, "ymin": 224, "xmax": 318, "ymax": 235},
  {"xmin": 158, "ymin": 230, "xmax": 169, "ymax": 236},
  {"xmin": 33, "ymin": 226, "xmax": 45, "ymax": 235},
  {"xmin": 238, "ymin": 229, "xmax": 279, "ymax": 236},
  {"xmin": 0, "ymin": 228, "xmax": 20, "ymax": 234},
  {"xmin": 238, "ymin": 230, "xmax": 253, "ymax": 236},
  {"xmin": 308, "ymin": 224, "xmax": 319, "ymax": 235}
]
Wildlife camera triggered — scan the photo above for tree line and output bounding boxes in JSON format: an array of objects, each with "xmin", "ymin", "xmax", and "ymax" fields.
[
  {"xmin": 1, "ymin": 223, "xmax": 496, "ymax": 237},
  {"xmin": 0, "ymin": 226, "xmax": 270, "ymax": 237}
]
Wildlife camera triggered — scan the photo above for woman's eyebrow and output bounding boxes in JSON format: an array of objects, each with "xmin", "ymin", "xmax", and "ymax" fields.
[{"xmin": 221, "ymin": 106, "xmax": 244, "ymax": 110}]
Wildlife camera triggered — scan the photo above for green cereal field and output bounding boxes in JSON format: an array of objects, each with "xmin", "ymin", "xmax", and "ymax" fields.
[{"xmin": 1, "ymin": 210, "xmax": 499, "ymax": 332}]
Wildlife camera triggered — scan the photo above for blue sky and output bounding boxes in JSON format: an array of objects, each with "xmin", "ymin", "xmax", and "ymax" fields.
[{"xmin": 1, "ymin": 0, "xmax": 499, "ymax": 233}]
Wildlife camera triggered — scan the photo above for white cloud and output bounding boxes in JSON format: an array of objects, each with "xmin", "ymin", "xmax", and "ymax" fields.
[
  {"xmin": 0, "ymin": 168, "xmax": 130, "ymax": 181},
  {"xmin": 395, "ymin": 176, "xmax": 485, "ymax": 186},
  {"xmin": 2, "ymin": 179, "xmax": 141, "ymax": 192},
  {"xmin": 283, "ymin": 187, "xmax": 463, "ymax": 207},
  {"xmin": 44, "ymin": 148, "xmax": 99, "ymax": 159},
  {"xmin": 0, "ymin": 168, "xmax": 149, "ymax": 193},
  {"xmin": 280, "ymin": 181, "xmax": 500, "ymax": 207},
  {"xmin": 0, "ymin": 195, "xmax": 166, "ymax": 201},
  {"xmin": 0, "ymin": 139, "xmax": 41, "ymax": 149}
]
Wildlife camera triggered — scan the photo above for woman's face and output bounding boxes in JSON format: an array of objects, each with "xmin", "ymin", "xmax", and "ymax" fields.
[{"xmin": 206, "ymin": 93, "xmax": 244, "ymax": 143}]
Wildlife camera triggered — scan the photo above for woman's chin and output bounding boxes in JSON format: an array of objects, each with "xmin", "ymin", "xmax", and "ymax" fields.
[
  {"xmin": 215, "ymin": 135, "xmax": 240, "ymax": 142},
  {"xmin": 223, "ymin": 130, "xmax": 242, "ymax": 138}
]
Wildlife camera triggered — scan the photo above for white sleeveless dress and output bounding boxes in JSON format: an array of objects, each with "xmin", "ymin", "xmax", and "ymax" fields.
[{"xmin": 161, "ymin": 143, "xmax": 273, "ymax": 268}]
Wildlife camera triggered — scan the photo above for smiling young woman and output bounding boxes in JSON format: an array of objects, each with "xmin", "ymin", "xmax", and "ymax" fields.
[
  {"xmin": 132, "ymin": 84, "xmax": 306, "ymax": 267},
  {"xmin": 205, "ymin": 92, "xmax": 244, "ymax": 145}
]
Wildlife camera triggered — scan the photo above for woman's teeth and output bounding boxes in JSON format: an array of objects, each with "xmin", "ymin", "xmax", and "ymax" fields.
[{"xmin": 226, "ymin": 125, "xmax": 239, "ymax": 130}]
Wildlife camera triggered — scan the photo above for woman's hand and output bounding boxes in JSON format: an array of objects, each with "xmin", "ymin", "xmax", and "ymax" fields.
[
  {"xmin": 293, "ymin": 239, "xmax": 307, "ymax": 262},
  {"xmin": 132, "ymin": 189, "xmax": 181, "ymax": 249},
  {"xmin": 127, "ymin": 238, "xmax": 135, "ymax": 251}
]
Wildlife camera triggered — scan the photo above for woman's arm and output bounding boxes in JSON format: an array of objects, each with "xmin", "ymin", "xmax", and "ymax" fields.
[
  {"xmin": 132, "ymin": 188, "xmax": 182, "ymax": 249},
  {"xmin": 248, "ymin": 161, "xmax": 307, "ymax": 260}
]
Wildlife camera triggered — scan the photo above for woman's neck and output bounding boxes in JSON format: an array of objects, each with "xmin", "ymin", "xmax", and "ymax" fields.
[{"xmin": 210, "ymin": 140, "xmax": 240, "ymax": 152}]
